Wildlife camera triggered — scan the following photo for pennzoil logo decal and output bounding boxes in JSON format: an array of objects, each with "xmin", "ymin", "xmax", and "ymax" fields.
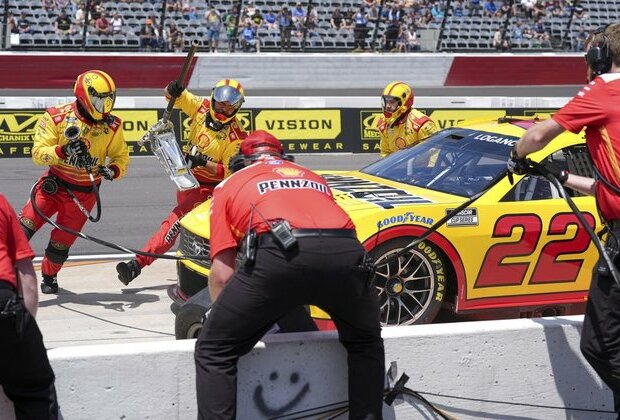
[
  {"xmin": 0, "ymin": 112, "xmax": 43, "ymax": 142},
  {"xmin": 322, "ymin": 174, "xmax": 432, "ymax": 209}
]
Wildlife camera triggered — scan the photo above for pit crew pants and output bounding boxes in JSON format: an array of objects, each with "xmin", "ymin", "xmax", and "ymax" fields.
[
  {"xmin": 135, "ymin": 184, "xmax": 215, "ymax": 268},
  {"xmin": 19, "ymin": 176, "xmax": 96, "ymax": 277},
  {"xmin": 0, "ymin": 286, "xmax": 59, "ymax": 420},
  {"xmin": 195, "ymin": 235, "xmax": 385, "ymax": 419},
  {"xmin": 581, "ymin": 223, "xmax": 620, "ymax": 414}
]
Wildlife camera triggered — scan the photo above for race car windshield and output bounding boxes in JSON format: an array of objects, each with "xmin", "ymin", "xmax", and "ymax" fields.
[{"xmin": 362, "ymin": 128, "xmax": 517, "ymax": 197}]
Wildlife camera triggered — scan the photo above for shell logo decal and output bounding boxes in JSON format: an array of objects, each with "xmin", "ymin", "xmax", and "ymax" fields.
[{"xmin": 274, "ymin": 167, "xmax": 305, "ymax": 177}]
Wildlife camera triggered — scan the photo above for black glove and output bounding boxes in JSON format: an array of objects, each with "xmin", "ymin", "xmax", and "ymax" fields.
[
  {"xmin": 185, "ymin": 152, "xmax": 209, "ymax": 169},
  {"xmin": 535, "ymin": 161, "xmax": 569, "ymax": 185},
  {"xmin": 62, "ymin": 139, "xmax": 88, "ymax": 159},
  {"xmin": 506, "ymin": 146, "xmax": 529, "ymax": 176},
  {"xmin": 166, "ymin": 80, "xmax": 185, "ymax": 97},
  {"xmin": 97, "ymin": 165, "xmax": 116, "ymax": 181}
]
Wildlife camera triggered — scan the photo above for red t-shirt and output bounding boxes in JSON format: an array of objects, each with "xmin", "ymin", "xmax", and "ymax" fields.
[
  {"xmin": 552, "ymin": 74, "xmax": 620, "ymax": 221},
  {"xmin": 0, "ymin": 193, "xmax": 35, "ymax": 288},
  {"xmin": 209, "ymin": 158, "xmax": 355, "ymax": 258}
]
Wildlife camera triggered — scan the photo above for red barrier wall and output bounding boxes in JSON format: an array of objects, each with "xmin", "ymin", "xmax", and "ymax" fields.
[
  {"xmin": 445, "ymin": 56, "xmax": 585, "ymax": 86},
  {"xmin": 0, "ymin": 55, "xmax": 196, "ymax": 89}
]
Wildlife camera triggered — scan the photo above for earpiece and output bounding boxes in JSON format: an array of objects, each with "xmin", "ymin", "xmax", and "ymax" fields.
[{"xmin": 585, "ymin": 25, "xmax": 612, "ymax": 76}]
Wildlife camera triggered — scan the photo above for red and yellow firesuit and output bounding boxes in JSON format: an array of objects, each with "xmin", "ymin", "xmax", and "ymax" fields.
[
  {"xmin": 377, "ymin": 109, "xmax": 438, "ymax": 157},
  {"xmin": 20, "ymin": 102, "xmax": 129, "ymax": 278},
  {"xmin": 135, "ymin": 90, "xmax": 247, "ymax": 268}
]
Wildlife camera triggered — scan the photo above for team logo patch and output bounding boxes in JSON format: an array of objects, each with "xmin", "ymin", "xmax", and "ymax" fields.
[
  {"xmin": 51, "ymin": 240, "xmax": 69, "ymax": 250},
  {"xmin": 274, "ymin": 167, "xmax": 305, "ymax": 177}
]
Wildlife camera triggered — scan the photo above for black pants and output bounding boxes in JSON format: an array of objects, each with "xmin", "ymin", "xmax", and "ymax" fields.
[
  {"xmin": 354, "ymin": 26, "xmax": 367, "ymax": 49},
  {"xmin": 0, "ymin": 289, "xmax": 59, "ymax": 420},
  {"xmin": 195, "ymin": 236, "xmax": 385, "ymax": 419},
  {"xmin": 581, "ymin": 225, "xmax": 620, "ymax": 414}
]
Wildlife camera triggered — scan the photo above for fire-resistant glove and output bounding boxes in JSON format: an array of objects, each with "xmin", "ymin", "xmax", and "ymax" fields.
[
  {"xmin": 61, "ymin": 139, "xmax": 89, "ymax": 159},
  {"xmin": 97, "ymin": 165, "xmax": 116, "ymax": 181},
  {"xmin": 186, "ymin": 153, "xmax": 210, "ymax": 169},
  {"xmin": 506, "ymin": 146, "xmax": 529, "ymax": 176},
  {"xmin": 166, "ymin": 80, "xmax": 185, "ymax": 97}
]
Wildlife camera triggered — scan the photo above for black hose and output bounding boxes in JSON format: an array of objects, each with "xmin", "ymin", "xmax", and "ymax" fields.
[{"xmin": 28, "ymin": 181, "xmax": 209, "ymax": 263}]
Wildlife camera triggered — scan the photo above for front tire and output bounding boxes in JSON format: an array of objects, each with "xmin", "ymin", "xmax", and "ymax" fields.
[
  {"xmin": 370, "ymin": 238, "xmax": 446, "ymax": 326},
  {"xmin": 175, "ymin": 303, "xmax": 208, "ymax": 339}
]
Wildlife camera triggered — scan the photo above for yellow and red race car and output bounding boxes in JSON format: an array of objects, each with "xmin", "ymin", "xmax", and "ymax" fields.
[{"xmin": 169, "ymin": 117, "xmax": 600, "ymax": 338}]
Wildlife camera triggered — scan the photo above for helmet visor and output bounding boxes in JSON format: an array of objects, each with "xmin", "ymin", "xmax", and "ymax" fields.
[
  {"xmin": 88, "ymin": 86, "xmax": 116, "ymax": 115},
  {"xmin": 381, "ymin": 95, "xmax": 401, "ymax": 113},
  {"xmin": 212, "ymin": 85, "xmax": 243, "ymax": 117}
]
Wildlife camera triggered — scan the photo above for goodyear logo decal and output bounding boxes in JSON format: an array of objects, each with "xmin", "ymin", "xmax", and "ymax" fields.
[
  {"xmin": 322, "ymin": 174, "xmax": 432, "ymax": 209},
  {"xmin": 360, "ymin": 110, "xmax": 383, "ymax": 140},
  {"xmin": 255, "ymin": 110, "xmax": 341, "ymax": 140},
  {"xmin": 0, "ymin": 112, "xmax": 43, "ymax": 142}
]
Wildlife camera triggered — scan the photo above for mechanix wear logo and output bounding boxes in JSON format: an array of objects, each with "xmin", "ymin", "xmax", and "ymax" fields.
[
  {"xmin": 360, "ymin": 110, "xmax": 383, "ymax": 140},
  {"xmin": 0, "ymin": 112, "xmax": 43, "ymax": 142}
]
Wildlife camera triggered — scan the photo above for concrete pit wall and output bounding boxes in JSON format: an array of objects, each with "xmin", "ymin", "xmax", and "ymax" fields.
[{"xmin": 0, "ymin": 316, "xmax": 615, "ymax": 419}]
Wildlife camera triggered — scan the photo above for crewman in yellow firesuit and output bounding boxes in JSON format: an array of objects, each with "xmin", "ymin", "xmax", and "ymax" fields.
[
  {"xmin": 377, "ymin": 81, "xmax": 438, "ymax": 157},
  {"xmin": 19, "ymin": 70, "xmax": 130, "ymax": 294}
]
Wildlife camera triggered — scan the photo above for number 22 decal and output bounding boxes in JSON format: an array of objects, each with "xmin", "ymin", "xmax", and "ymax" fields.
[{"xmin": 474, "ymin": 212, "xmax": 595, "ymax": 288}]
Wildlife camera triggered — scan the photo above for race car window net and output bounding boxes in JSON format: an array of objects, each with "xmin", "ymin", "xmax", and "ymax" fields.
[{"xmin": 362, "ymin": 128, "xmax": 511, "ymax": 198}]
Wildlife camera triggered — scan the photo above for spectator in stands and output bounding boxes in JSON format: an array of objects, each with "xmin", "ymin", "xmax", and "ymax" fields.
[
  {"xmin": 468, "ymin": 0, "xmax": 482, "ymax": 17},
  {"xmin": 520, "ymin": 0, "xmax": 535, "ymax": 19},
  {"xmin": 330, "ymin": 8, "xmax": 343, "ymax": 29},
  {"xmin": 532, "ymin": 17, "xmax": 551, "ymax": 47},
  {"xmin": 224, "ymin": 6, "xmax": 238, "ymax": 52},
  {"xmin": 167, "ymin": 0, "xmax": 182, "ymax": 13},
  {"xmin": 396, "ymin": 26, "xmax": 407, "ymax": 52},
  {"xmin": 573, "ymin": 26, "xmax": 587, "ymax": 52},
  {"xmin": 551, "ymin": 2, "xmax": 565, "ymax": 17},
  {"xmin": 573, "ymin": 5, "xmax": 589, "ymax": 22},
  {"xmin": 55, "ymin": 10, "xmax": 73, "ymax": 36},
  {"xmin": 483, "ymin": 0, "xmax": 497, "ymax": 17},
  {"xmin": 17, "ymin": 13, "xmax": 32, "ymax": 35},
  {"xmin": 387, "ymin": 3, "xmax": 404, "ymax": 22},
  {"xmin": 512, "ymin": 19, "xmax": 525, "ymax": 42},
  {"xmin": 430, "ymin": 2, "xmax": 444, "ymax": 23},
  {"xmin": 111, "ymin": 12, "xmax": 123, "ymax": 35},
  {"xmin": 367, "ymin": 3, "xmax": 379, "ymax": 23},
  {"xmin": 167, "ymin": 22, "xmax": 184, "ymax": 52},
  {"xmin": 185, "ymin": 7, "xmax": 199, "ymax": 22},
  {"xmin": 240, "ymin": 22, "xmax": 261, "ymax": 52},
  {"xmin": 452, "ymin": 1, "xmax": 465, "ymax": 18},
  {"xmin": 384, "ymin": 17, "xmax": 400, "ymax": 51},
  {"xmin": 421, "ymin": 9, "xmax": 433, "ymax": 27},
  {"xmin": 263, "ymin": 7, "xmax": 278, "ymax": 30},
  {"xmin": 139, "ymin": 18, "xmax": 159, "ymax": 51},
  {"xmin": 42, "ymin": 0, "xmax": 56, "ymax": 14},
  {"xmin": 96, "ymin": 12, "xmax": 112, "ymax": 36},
  {"xmin": 363, "ymin": 0, "xmax": 376, "ymax": 7},
  {"xmin": 533, "ymin": 0, "xmax": 546, "ymax": 20},
  {"xmin": 493, "ymin": 28, "xmax": 511, "ymax": 51},
  {"xmin": 74, "ymin": 3, "xmax": 85, "ymax": 26},
  {"xmin": 205, "ymin": 6, "xmax": 222, "ymax": 53},
  {"xmin": 292, "ymin": 2, "xmax": 306, "ymax": 30},
  {"xmin": 278, "ymin": 6, "xmax": 293, "ymax": 51},
  {"xmin": 56, "ymin": 0, "xmax": 70, "ymax": 13},
  {"xmin": 89, "ymin": 0, "xmax": 103, "ymax": 22},
  {"xmin": 406, "ymin": 25, "xmax": 421, "ymax": 51},
  {"xmin": 7, "ymin": 13, "xmax": 18, "ymax": 34},
  {"xmin": 497, "ymin": 2, "xmax": 511, "ymax": 18},
  {"xmin": 250, "ymin": 8, "xmax": 265, "ymax": 28},
  {"xmin": 300, "ymin": 10, "xmax": 321, "ymax": 46},
  {"xmin": 246, "ymin": 1, "xmax": 257, "ymax": 16},
  {"xmin": 353, "ymin": 6, "xmax": 369, "ymax": 52}
]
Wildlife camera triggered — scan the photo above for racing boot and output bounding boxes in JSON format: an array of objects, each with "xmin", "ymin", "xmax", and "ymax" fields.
[
  {"xmin": 116, "ymin": 259, "xmax": 141, "ymax": 286},
  {"xmin": 41, "ymin": 274, "xmax": 59, "ymax": 294}
]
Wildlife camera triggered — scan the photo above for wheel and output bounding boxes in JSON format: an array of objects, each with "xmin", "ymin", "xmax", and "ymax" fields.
[
  {"xmin": 175, "ymin": 303, "xmax": 208, "ymax": 340},
  {"xmin": 370, "ymin": 238, "xmax": 446, "ymax": 326}
]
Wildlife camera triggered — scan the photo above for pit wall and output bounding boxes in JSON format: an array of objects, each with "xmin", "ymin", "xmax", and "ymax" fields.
[
  {"xmin": 0, "ymin": 53, "xmax": 585, "ymax": 90},
  {"xmin": 0, "ymin": 316, "xmax": 613, "ymax": 419},
  {"xmin": 0, "ymin": 96, "xmax": 571, "ymax": 158}
]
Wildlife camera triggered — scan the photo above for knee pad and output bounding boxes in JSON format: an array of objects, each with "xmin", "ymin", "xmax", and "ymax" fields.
[
  {"xmin": 19, "ymin": 218, "xmax": 36, "ymax": 240},
  {"xmin": 45, "ymin": 241, "xmax": 70, "ymax": 265}
]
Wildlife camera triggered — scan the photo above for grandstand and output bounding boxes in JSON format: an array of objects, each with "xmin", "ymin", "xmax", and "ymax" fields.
[{"xmin": 1, "ymin": 0, "xmax": 619, "ymax": 53}]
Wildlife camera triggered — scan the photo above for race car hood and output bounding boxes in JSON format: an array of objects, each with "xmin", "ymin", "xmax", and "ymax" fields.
[{"xmin": 318, "ymin": 170, "xmax": 466, "ymax": 213}]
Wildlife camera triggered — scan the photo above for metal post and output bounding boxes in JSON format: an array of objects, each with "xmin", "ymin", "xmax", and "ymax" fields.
[
  {"xmin": 2, "ymin": 0, "xmax": 9, "ymax": 50},
  {"xmin": 371, "ymin": 0, "xmax": 386, "ymax": 52},
  {"xmin": 159, "ymin": 0, "xmax": 167, "ymax": 51},
  {"xmin": 81, "ymin": 0, "xmax": 91, "ymax": 51},
  {"xmin": 231, "ymin": 0, "xmax": 242, "ymax": 52}
]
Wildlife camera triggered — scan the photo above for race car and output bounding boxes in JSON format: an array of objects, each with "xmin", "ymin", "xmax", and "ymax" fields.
[{"xmin": 169, "ymin": 117, "xmax": 600, "ymax": 339}]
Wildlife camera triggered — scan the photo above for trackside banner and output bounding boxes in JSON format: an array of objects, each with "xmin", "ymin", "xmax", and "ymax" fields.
[{"xmin": 0, "ymin": 108, "xmax": 557, "ymax": 158}]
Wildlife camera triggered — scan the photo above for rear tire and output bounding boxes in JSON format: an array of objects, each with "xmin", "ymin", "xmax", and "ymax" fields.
[
  {"xmin": 370, "ymin": 237, "xmax": 446, "ymax": 326},
  {"xmin": 175, "ymin": 303, "xmax": 208, "ymax": 340}
]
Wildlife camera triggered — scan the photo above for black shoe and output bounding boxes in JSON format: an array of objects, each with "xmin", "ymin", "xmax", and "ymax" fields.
[
  {"xmin": 116, "ymin": 259, "xmax": 141, "ymax": 286},
  {"xmin": 41, "ymin": 275, "xmax": 58, "ymax": 294}
]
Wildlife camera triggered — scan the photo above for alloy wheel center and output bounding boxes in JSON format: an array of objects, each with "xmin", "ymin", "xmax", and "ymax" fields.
[{"xmin": 387, "ymin": 278, "xmax": 404, "ymax": 296}]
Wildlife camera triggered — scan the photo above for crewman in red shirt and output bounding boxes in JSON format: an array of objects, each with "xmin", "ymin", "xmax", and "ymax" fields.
[
  {"xmin": 116, "ymin": 78, "xmax": 247, "ymax": 285},
  {"xmin": 0, "ymin": 193, "xmax": 60, "ymax": 419},
  {"xmin": 19, "ymin": 70, "xmax": 130, "ymax": 294},
  {"xmin": 194, "ymin": 130, "xmax": 385, "ymax": 419},
  {"xmin": 508, "ymin": 23, "xmax": 620, "ymax": 415}
]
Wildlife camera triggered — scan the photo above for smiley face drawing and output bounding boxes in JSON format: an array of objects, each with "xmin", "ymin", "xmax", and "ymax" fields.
[{"xmin": 253, "ymin": 370, "xmax": 310, "ymax": 416}]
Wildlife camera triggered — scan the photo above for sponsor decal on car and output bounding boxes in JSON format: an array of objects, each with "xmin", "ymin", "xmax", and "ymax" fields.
[
  {"xmin": 446, "ymin": 208, "xmax": 479, "ymax": 227},
  {"xmin": 377, "ymin": 212, "xmax": 435, "ymax": 228}
]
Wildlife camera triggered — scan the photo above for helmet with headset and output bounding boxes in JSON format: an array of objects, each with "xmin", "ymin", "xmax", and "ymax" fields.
[
  {"xmin": 229, "ymin": 130, "xmax": 293, "ymax": 173},
  {"xmin": 73, "ymin": 70, "xmax": 116, "ymax": 122},
  {"xmin": 381, "ymin": 81, "xmax": 414, "ymax": 125},
  {"xmin": 208, "ymin": 79, "xmax": 245, "ymax": 128},
  {"xmin": 585, "ymin": 25, "xmax": 613, "ymax": 77}
]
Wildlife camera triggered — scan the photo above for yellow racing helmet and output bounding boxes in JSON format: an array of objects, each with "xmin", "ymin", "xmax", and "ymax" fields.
[
  {"xmin": 73, "ymin": 70, "xmax": 116, "ymax": 121},
  {"xmin": 381, "ymin": 81, "xmax": 414, "ymax": 124},
  {"xmin": 209, "ymin": 79, "xmax": 245, "ymax": 125}
]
